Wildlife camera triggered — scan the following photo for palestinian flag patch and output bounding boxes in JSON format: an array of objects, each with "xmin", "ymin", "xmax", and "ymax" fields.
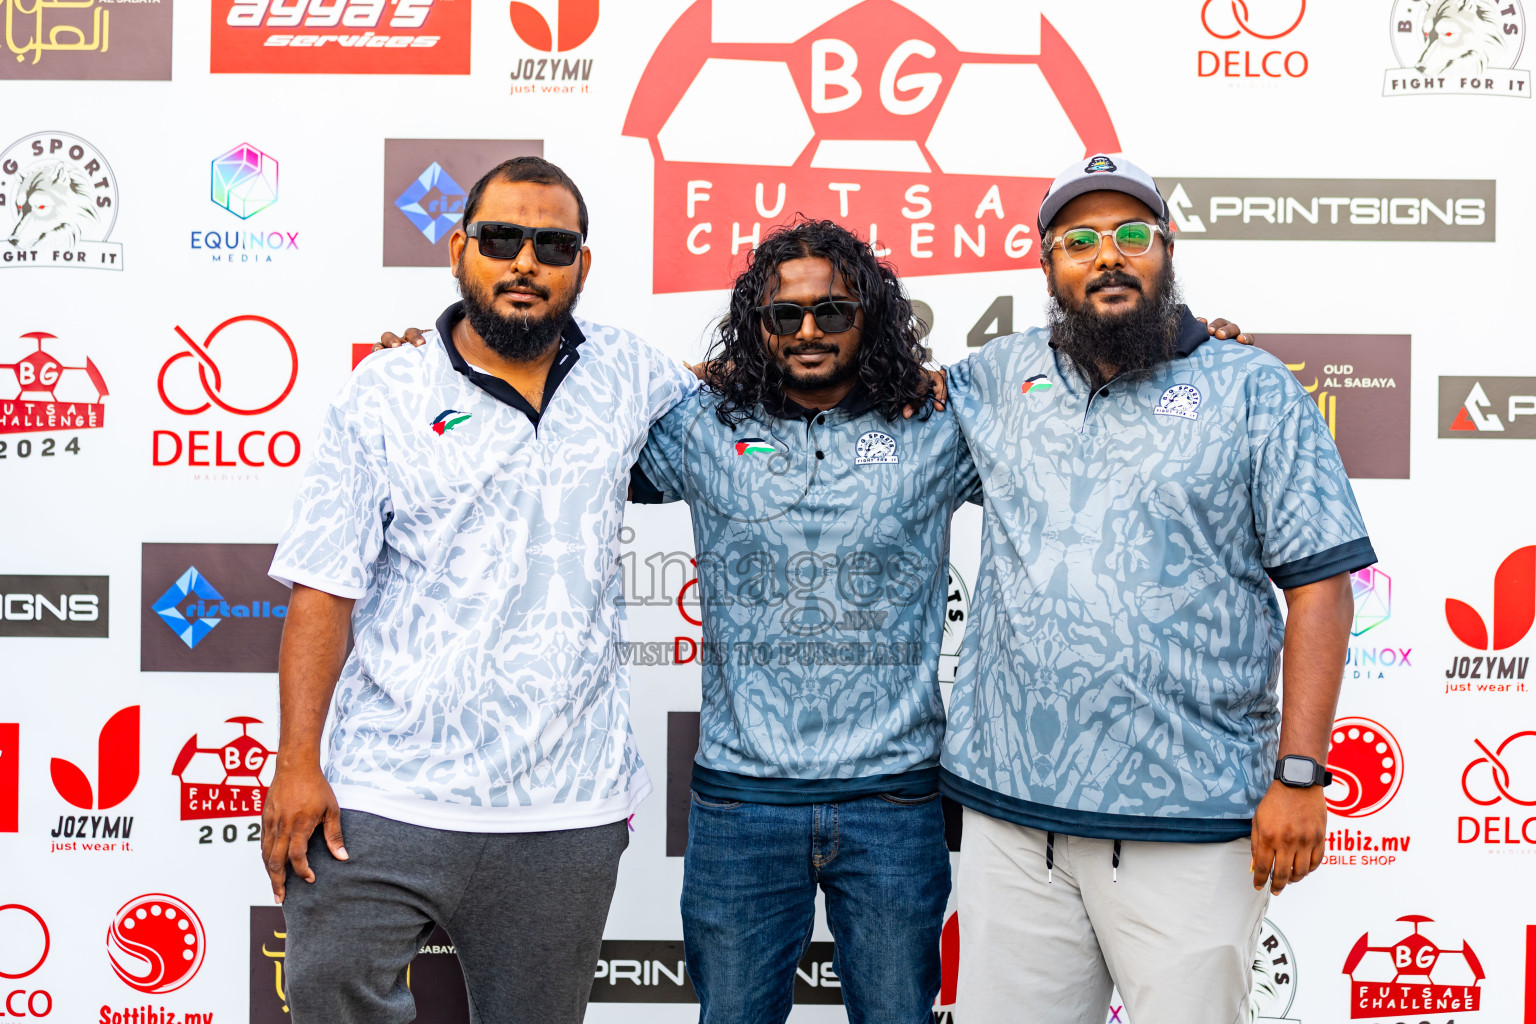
[{"xmin": 734, "ymin": 437, "xmax": 777, "ymax": 455}]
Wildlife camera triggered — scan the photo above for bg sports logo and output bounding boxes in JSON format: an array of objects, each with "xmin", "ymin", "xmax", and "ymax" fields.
[
  {"xmin": 211, "ymin": 0, "xmax": 470, "ymax": 74},
  {"xmin": 623, "ymin": 0, "xmax": 1120, "ymax": 292},
  {"xmin": 1342, "ymin": 915, "xmax": 1483, "ymax": 1018}
]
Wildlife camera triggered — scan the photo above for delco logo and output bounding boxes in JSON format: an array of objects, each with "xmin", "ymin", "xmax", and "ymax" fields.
[
  {"xmin": 212, "ymin": 0, "xmax": 471, "ymax": 74},
  {"xmin": 622, "ymin": 0, "xmax": 1120, "ymax": 293}
]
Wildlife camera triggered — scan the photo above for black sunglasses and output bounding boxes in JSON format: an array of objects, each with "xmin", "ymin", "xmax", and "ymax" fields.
[
  {"xmin": 755, "ymin": 300, "xmax": 861, "ymax": 336},
  {"xmin": 465, "ymin": 221, "xmax": 584, "ymax": 266}
]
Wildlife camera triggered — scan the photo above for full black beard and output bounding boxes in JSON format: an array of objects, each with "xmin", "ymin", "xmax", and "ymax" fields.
[
  {"xmin": 457, "ymin": 268, "xmax": 580, "ymax": 362},
  {"xmin": 1046, "ymin": 264, "xmax": 1183, "ymax": 393}
]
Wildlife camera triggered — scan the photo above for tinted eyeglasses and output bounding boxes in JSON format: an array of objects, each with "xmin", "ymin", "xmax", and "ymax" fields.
[
  {"xmin": 755, "ymin": 300, "xmax": 861, "ymax": 336},
  {"xmin": 465, "ymin": 221, "xmax": 584, "ymax": 266},
  {"xmin": 1048, "ymin": 221, "xmax": 1162, "ymax": 263}
]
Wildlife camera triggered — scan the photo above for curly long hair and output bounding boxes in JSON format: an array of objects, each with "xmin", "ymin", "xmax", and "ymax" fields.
[{"xmin": 704, "ymin": 219, "xmax": 932, "ymax": 426}]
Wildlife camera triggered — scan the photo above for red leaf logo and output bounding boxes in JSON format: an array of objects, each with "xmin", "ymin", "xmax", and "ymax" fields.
[
  {"xmin": 509, "ymin": 0, "xmax": 598, "ymax": 52},
  {"xmin": 50, "ymin": 706, "xmax": 139, "ymax": 810},
  {"xmin": 1446, "ymin": 547, "xmax": 1536, "ymax": 651}
]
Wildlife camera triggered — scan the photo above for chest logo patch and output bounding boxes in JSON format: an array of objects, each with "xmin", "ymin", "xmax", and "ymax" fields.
[
  {"xmin": 1021, "ymin": 373, "xmax": 1054, "ymax": 394},
  {"xmin": 734, "ymin": 437, "xmax": 778, "ymax": 455},
  {"xmin": 855, "ymin": 430, "xmax": 899, "ymax": 465},
  {"xmin": 431, "ymin": 409, "xmax": 472, "ymax": 435},
  {"xmin": 1154, "ymin": 384, "xmax": 1202, "ymax": 421}
]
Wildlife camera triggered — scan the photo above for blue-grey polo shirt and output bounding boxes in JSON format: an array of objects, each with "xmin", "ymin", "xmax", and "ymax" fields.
[{"xmin": 940, "ymin": 308, "xmax": 1375, "ymax": 841}]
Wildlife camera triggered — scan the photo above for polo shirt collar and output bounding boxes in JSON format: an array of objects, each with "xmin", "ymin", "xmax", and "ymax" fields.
[
  {"xmin": 1171, "ymin": 305, "xmax": 1210, "ymax": 358},
  {"xmin": 435, "ymin": 300, "xmax": 585, "ymax": 426},
  {"xmin": 762, "ymin": 381, "xmax": 877, "ymax": 422}
]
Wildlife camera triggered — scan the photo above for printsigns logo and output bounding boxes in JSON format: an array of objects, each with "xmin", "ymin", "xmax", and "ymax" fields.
[
  {"xmin": 382, "ymin": 140, "xmax": 543, "ymax": 266},
  {"xmin": 107, "ymin": 894, "xmax": 205, "ymax": 994},
  {"xmin": 0, "ymin": 0, "xmax": 172, "ymax": 80},
  {"xmin": 1445, "ymin": 546, "xmax": 1534, "ymax": 687},
  {"xmin": 1263, "ymin": 335, "xmax": 1411, "ymax": 479},
  {"xmin": 141, "ymin": 544, "xmax": 289, "ymax": 672},
  {"xmin": 0, "ymin": 331, "xmax": 109, "ymax": 440},
  {"xmin": 153, "ymin": 317, "xmax": 302, "ymax": 471},
  {"xmin": 1326, "ymin": 717, "xmax": 1405, "ymax": 818},
  {"xmin": 1, "ymin": 132, "xmax": 121, "ymax": 270},
  {"xmin": 1440, "ymin": 377, "xmax": 1536, "ymax": 437},
  {"xmin": 1162, "ymin": 177, "xmax": 1494, "ymax": 242},
  {"xmin": 0, "ymin": 575, "xmax": 108, "ymax": 638},
  {"xmin": 1385, "ymin": 0, "xmax": 1529, "ymax": 97},
  {"xmin": 623, "ymin": 0, "xmax": 1121, "ymax": 293},
  {"xmin": 1342, "ymin": 916, "xmax": 1484, "ymax": 1018},
  {"xmin": 50, "ymin": 706, "xmax": 138, "ymax": 812},
  {"xmin": 1198, "ymin": 0, "xmax": 1309, "ymax": 79},
  {"xmin": 172, "ymin": 718, "xmax": 274, "ymax": 820},
  {"xmin": 211, "ymin": 0, "xmax": 470, "ymax": 75}
]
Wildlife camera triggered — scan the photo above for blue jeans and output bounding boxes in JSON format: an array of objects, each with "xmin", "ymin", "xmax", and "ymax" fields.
[{"xmin": 681, "ymin": 790, "xmax": 950, "ymax": 1024}]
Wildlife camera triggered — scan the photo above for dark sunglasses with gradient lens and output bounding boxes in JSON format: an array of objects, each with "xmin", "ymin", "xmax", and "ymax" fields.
[
  {"xmin": 755, "ymin": 300, "xmax": 861, "ymax": 336},
  {"xmin": 465, "ymin": 221, "xmax": 584, "ymax": 266}
]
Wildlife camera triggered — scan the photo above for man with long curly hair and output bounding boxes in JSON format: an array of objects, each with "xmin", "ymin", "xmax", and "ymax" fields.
[{"xmin": 629, "ymin": 218, "xmax": 975, "ymax": 1023}]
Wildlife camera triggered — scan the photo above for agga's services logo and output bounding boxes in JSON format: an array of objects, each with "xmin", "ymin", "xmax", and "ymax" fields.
[
  {"xmin": 153, "ymin": 315, "xmax": 301, "ymax": 475},
  {"xmin": 49, "ymin": 705, "xmax": 138, "ymax": 853},
  {"xmin": 172, "ymin": 717, "xmax": 274, "ymax": 826},
  {"xmin": 1198, "ymin": 0, "xmax": 1309, "ymax": 80},
  {"xmin": 1261, "ymin": 334, "xmax": 1411, "ymax": 479},
  {"xmin": 1385, "ymin": 0, "xmax": 1529, "ymax": 97},
  {"xmin": 0, "ymin": 0, "xmax": 172, "ymax": 81},
  {"xmin": 1342, "ymin": 915, "xmax": 1484, "ymax": 1018},
  {"xmin": 509, "ymin": 0, "xmax": 598, "ymax": 94},
  {"xmin": 623, "ymin": 0, "xmax": 1121, "ymax": 293},
  {"xmin": 383, "ymin": 139, "xmax": 543, "ymax": 267},
  {"xmin": 1440, "ymin": 376, "xmax": 1536, "ymax": 438},
  {"xmin": 192, "ymin": 143, "xmax": 298, "ymax": 265},
  {"xmin": 141, "ymin": 544, "xmax": 289, "ymax": 672},
  {"xmin": 211, "ymin": 0, "xmax": 470, "ymax": 74},
  {"xmin": 1, "ymin": 331, "xmax": 110, "ymax": 450},
  {"xmin": 1445, "ymin": 545, "xmax": 1533, "ymax": 687},
  {"xmin": 1, "ymin": 132, "xmax": 121, "ymax": 270}
]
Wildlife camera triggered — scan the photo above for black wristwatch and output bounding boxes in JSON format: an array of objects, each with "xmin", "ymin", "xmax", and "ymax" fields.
[{"xmin": 1275, "ymin": 755, "xmax": 1332, "ymax": 788}]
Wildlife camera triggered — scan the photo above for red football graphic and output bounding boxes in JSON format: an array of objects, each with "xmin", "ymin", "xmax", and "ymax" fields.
[
  {"xmin": 1325, "ymin": 717, "xmax": 1404, "ymax": 818},
  {"xmin": 106, "ymin": 894, "xmax": 205, "ymax": 994}
]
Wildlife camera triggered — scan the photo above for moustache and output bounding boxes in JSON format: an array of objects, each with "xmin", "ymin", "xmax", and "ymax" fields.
[
  {"xmin": 782, "ymin": 343, "xmax": 839, "ymax": 356},
  {"xmin": 1085, "ymin": 271, "xmax": 1142, "ymax": 295},
  {"xmin": 494, "ymin": 278, "xmax": 550, "ymax": 300}
]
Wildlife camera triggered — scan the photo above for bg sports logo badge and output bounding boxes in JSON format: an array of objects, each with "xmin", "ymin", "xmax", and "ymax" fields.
[
  {"xmin": 623, "ymin": 0, "xmax": 1120, "ymax": 293},
  {"xmin": 211, "ymin": 0, "xmax": 470, "ymax": 74}
]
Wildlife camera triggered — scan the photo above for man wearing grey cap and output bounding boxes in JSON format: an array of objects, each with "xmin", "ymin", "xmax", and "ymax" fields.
[{"xmin": 941, "ymin": 154, "xmax": 1374, "ymax": 1023}]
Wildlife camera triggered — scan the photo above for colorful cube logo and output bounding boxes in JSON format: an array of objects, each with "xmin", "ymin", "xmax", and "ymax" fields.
[{"xmin": 212, "ymin": 144, "xmax": 279, "ymax": 220}]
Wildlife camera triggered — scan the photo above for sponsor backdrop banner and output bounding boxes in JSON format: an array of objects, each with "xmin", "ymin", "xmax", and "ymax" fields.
[{"xmin": 1, "ymin": 1, "xmax": 1533, "ymax": 1023}]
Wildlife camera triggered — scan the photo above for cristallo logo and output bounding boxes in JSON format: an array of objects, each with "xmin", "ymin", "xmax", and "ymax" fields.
[
  {"xmin": 509, "ymin": 0, "xmax": 598, "ymax": 52},
  {"xmin": 623, "ymin": 0, "xmax": 1120, "ymax": 293}
]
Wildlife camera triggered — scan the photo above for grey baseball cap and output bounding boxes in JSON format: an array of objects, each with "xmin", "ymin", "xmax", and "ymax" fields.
[{"xmin": 1037, "ymin": 154, "xmax": 1168, "ymax": 236}]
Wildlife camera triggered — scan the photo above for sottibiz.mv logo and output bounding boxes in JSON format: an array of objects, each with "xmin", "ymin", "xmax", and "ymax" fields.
[
  {"xmin": 1342, "ymin": 915, "xmax": 1483, "ymax": 1018},
  {"xmin": 211, "ymin": 0, "xmax": 470, "ymax": 74},
  {"xmin": 622, "ymin": 0, "xmax": 1119, "ymax": 292},
  {"xmin": 1445, "ymin": 545, "xmax": 1533, "ymax": 686}
]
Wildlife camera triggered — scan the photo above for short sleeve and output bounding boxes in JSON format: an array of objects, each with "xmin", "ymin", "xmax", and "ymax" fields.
[
  {"xmin": 633, "ymin": 392, "xmax": 697, "ymax": 505},
  {"xmin": 269, "ymin": 386, "xmax": 392, "ymax": 599},
  {"xmin": 646, "ymin": 346, "xmax": 701, "ymax": 425},
  {"xmin": 1252, "ymin": 394, "xmax": 1376, "ymax": 589}
]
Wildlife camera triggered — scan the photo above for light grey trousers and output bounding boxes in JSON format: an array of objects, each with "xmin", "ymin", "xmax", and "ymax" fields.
[
  {"xmin": 955, "ymin": 807, "xmax": 1268, "ymax": 1024},
  {"xmin": 281, "ymin": 809, "xmax": 629, "ymax": 1024}
]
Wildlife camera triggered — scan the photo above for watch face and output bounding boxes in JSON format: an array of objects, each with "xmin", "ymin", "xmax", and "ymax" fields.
[{"xmin": 1281, "ymin": 758, "xmax": 1315, "ymax": 785}]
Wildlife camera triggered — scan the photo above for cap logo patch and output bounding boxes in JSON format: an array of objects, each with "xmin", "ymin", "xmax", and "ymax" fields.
[
  {"xmin": 1154, "ymin": 384, "xmax": 1202, "ymax": 421},
  {"xmin": 735, "ymin": 437, "xmax": 778, "ymax": 455},
  {"xmin": 1085, "ymin": 155, "xmax": 1117, "ymax": 173},
  {"xmin": 854, "ymin": 430, "xmax": 899, "ymax": 465},
  {"xmin": 1021, "ymin": 373, "xmax": 1054, "ymax": 394}
]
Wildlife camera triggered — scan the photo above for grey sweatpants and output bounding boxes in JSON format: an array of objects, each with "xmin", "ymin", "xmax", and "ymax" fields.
[{"xmin": 281, "ymin": 809, "xmax": 629, "ymax": 1024}]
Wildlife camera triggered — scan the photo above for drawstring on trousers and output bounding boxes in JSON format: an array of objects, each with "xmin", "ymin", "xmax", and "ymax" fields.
[
  {"xmin": 1045, "ymin": 831, "xmax": 1056, "ymax": 884},
  {"xmin": 1112, "ymin": 839, "xmax": 1121, "ymax": 882}
]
